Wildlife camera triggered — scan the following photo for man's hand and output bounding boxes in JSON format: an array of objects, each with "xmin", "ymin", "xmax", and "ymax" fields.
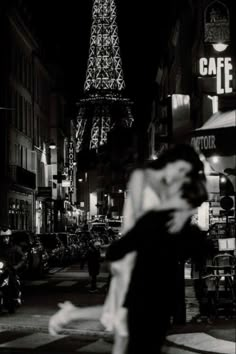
[{"xmin": 166, "ymin": 209, "xmax": 196, "ymax": 234}]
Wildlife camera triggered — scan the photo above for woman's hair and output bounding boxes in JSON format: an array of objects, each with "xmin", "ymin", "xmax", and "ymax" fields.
[
  {"xmin": 147, "ymin": 144, "xmax": 205, "ymax": 181},
  {"xmin": 147, "ymin": 144, "xmax": 208, "ymax": 208}
]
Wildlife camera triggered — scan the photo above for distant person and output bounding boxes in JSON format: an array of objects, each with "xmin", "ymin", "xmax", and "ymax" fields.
[
  {"xmin": 87, "ymin": 240, "xmax": 101, "ymax": 292},
  {"xmin": 82, "ymin": 221, "xmax": 88, "ymax": 231},
  {"xmin": 0, "ymin": 230, "xmax": 26, "ymax": 301}
]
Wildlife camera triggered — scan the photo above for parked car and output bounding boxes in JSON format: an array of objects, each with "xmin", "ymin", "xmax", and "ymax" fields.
[
  {"xmin": 90, "ymin": 223, "xmax": 109, "ymax": 244},
  {"xmin": 107, "ymin": 219, "xmax": 122, "ymax": 237},
  {"xmin": 12, "ymin": 230, "xmax": 47, "ymax": 277},
  {"xmin": 57, "ymin": 232, "xmax": 77, "ymax": 263},
  {"xmin": 38, "ymin": 233, "xmax": 65, "ymax": 267}
]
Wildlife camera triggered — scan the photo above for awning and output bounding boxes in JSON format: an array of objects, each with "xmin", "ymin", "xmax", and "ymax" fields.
[{"xmin": 190, "ymin": 110, "xmax": 236, "ymax": 156}]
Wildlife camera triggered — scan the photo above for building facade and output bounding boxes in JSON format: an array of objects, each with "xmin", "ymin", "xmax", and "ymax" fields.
[
  {"xmin": 149, "ymin": 0, "xmax": 236, "ymax": 233},
  {"xmin": 0, "ymin": 2, "xmax": 73, "ymax": 232}
]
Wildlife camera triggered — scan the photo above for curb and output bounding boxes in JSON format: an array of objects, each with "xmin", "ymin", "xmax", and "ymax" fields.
[{"xmin": 0, "ymin": 323, "xmax": 113, "ymax": 340}]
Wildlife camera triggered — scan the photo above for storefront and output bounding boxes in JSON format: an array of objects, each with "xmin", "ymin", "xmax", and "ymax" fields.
[
  {"xmin": 191, "ymin": 109, "xmax": 236, "ymax": 240},
  {"xmin": 8, "ymin": 192, "xmax": 33, "ymax": 231}
]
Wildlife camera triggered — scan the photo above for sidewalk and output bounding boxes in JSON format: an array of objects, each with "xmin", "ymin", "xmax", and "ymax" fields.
[{"xmin": 163, "ymin": 319, "xmax": 236, "ymax": 354}]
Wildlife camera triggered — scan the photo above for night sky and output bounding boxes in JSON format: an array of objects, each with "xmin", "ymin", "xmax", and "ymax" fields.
[
  {"xmin": 24, "ymin": 0, "xmax": 182, "ymax": 128},
  {"xmin": 15, "ymin": 0, "xmax": 236, "ymax": 137}
]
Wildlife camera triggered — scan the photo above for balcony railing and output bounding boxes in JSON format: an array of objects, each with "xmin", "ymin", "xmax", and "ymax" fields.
[{"xmin": 9, "ymin": 165, "xmax": 36, "ymax": 190}]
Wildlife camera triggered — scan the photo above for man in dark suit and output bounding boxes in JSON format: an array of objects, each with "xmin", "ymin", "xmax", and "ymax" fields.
[{"xmin": 106, "ymin": 209, "xmax": 211, "ymax": 354}]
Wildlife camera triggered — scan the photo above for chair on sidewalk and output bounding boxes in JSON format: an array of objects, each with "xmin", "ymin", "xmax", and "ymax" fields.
[{"xmin": 208, "ymin": 253, "xmax": 236, "ymax": 318}]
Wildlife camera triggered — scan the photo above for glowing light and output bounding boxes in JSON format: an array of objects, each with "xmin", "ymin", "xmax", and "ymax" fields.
[
  {"xmin": 212, "ymin": 43, "xmax": 228, "ymax": 52},
  {"xmin": 212, "ymin": 156, "xmax": 219, "ymax": 163},
  {"xmin": 220, "ymin": 176, "xmax": 227, "ymax": 183},
  {"xmin": 49, "ymin": 142, "xmax": 56, "ymax": 149},
  {"xmin": 183, "ymin": 96, "xmax": 190, "ymax": 105}
]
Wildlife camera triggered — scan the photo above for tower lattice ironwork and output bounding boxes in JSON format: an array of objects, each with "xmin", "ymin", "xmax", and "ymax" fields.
[{"xmin": 75, "ymin": 0, "xmax": 134, "ymax": 152}]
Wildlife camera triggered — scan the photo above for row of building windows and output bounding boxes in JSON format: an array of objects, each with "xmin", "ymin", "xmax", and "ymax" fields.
[
  {"xmin": 12, "ymin": 144, "xmax": 47, "ymax": 188},
  {"xmin": 10, "ymin": 43, "xmax": 46, "ymax": 107},
  {"xmin": 7, "ymin": 86, "xmax": 49, "ymax": 149},
  {"xmin": 8, "ymin": 198, "xmax": 31, "ymax": 231}
]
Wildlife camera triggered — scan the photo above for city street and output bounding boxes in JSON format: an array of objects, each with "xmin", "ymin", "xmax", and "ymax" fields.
[
  {"xmin": 0, "ymin": 262, "xmax": 235, "ymax": 353},
  {"xmin": 0, "ymin": 262, "xmax": 111, "ymax": 352}
]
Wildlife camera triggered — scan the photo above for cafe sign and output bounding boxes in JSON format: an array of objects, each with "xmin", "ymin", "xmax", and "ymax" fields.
[
  {"xmin": 191, "ymin": 128, "xmax": 235, "ymax": 157},
  {"xmin": 191, "ymin": 135, "xmax": 216, "ymax": 151},
  {"xmin": 199, "ymin": 57, "xmax": 233, "ymax": 94}
]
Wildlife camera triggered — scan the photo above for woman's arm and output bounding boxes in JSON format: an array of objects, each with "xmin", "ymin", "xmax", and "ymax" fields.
[{"xmin": 121, "ymin": 169, "xmax": 144, "ymax": 234}]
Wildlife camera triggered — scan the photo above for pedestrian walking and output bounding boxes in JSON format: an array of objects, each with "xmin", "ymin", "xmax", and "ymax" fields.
[{"xmin": 87, "ymin": 240, "xmax": 101, "ymax": 292}]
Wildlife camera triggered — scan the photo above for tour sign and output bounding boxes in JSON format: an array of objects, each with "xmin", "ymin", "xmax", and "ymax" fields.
[{"xmin": 199, "ymin": 57, "xmax": 233, "ymax": 94}]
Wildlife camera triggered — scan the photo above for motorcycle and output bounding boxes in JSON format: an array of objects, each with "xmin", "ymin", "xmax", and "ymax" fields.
[{"xmin": 0, "ymin": 259, "xmax": 22, "ymax": 314}]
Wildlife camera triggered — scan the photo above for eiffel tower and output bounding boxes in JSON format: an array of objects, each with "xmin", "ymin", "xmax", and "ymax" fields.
[{"xmin": 75, "ymin": 0, "xmax": 134, "ymax": 153}]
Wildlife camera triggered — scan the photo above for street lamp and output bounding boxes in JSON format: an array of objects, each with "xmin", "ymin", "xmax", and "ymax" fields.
[
  {"xmin": 49, "ymin": 141, "xmax": 56, "ymax": 150},
  {"xmin": 212, "ymin": 43, "xmax": 228, "ymax": 52}
]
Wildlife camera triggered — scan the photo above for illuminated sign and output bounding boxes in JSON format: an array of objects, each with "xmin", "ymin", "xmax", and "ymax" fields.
[
  {"xmin": 199, "ymin": 57, "xmax": 233, "ymax": 94},
  {"xmin": 191, "ymin": 135, "xmax": 216, "ymax": 151},
  {"xmin": 68, "ymin": 141, "xmax": 74, "ymax": 193},
  {"xmin": 204, "ymin": 1, "xmax": 230, "ymax": 43}
]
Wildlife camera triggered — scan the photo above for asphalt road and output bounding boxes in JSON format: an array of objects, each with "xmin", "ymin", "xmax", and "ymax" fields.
[{"xmin": 0, "ymin": 262, "xmax": 235, "ymax": 353}]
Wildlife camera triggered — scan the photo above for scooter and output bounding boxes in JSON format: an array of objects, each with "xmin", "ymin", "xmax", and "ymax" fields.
[{"xmin": 0, "ymin": 259, "xmax": 22, "ymax": 314}]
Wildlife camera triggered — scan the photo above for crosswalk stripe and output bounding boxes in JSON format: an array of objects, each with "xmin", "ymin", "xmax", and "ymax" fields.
[
  {"xmin": 77, "ymin": 338, "xmax": 112, "ymax": 352},
  {"xmin": 56, "ymin": 281, "xmax": 78, "ymax": 287},
  {"xmin": 24, "ymin": 280, "xmax": 48, "ymax": 286},
  {"xmin": 0, "ymin": 333, "xmax": 67, "ymax": 349},
  {"xmin": 49, "ymin": 267, "xmax": 64, "ymax": 274},
  {"xmin": 52, "ymin": 272, "xmax": 89, "ymax": 278},
  {"xmin": 52, "ymin": 272, "xmax": 109, "ymax": 278}
]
